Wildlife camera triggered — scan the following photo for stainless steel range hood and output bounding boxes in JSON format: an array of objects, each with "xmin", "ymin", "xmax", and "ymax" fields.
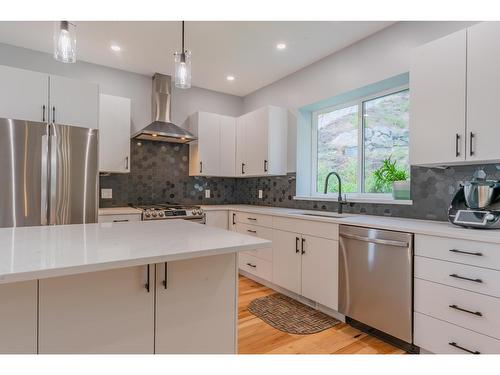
[{"xmin": 132, "ymin": 73, "xmax": 196, "ymax": 143}]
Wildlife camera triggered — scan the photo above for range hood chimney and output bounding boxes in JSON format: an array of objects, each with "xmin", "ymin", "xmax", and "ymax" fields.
[{"xmin": 132, "ymin": 73, "xmax": 196, "ymax": 143}]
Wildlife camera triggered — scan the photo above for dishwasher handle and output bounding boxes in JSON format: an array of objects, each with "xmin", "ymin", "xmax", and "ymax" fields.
[{"xmin": 340, "ymin": 232, "xmax": 409, "ymax": 248}]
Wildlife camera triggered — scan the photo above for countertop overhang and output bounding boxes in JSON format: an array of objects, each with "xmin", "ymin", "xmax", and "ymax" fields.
[{"xmin": 0, "ymin": 220, "xmax": 270, "ymax": 285}]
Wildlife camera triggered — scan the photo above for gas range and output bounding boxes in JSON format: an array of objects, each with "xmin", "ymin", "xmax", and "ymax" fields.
[{"xmin": 132, "ymin": 204, "xmax": 205, "ymax": 222}]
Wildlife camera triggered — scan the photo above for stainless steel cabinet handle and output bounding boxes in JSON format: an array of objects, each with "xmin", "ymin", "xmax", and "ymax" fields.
[
  {"xmin": 455, "ymin": 133, "xmax": 460, "ymax": 157},
  {"xmin": 112, "ymin": 219, "xmax": 129, "ymax": 222},
  {"xmin": 241, "ymin": 163, "xmax": 245, "ymax": 174},
  {"xmin": 449, "ymin": 249, "xmax": 483, "ymax": 256},
  {"xmin": 42, "ymin": 105, "xmax": 46, "ymax": 122},
  {"xmin": 200, "ymin": 161, "xmax": 203, "ymax": 173},
  {"xmin": 52, "ymin": 106, "xmax": 56, "ymax": 123},
  {"xmin": 246, "ymin": 263, "xmax": 256, "ymax": 268},
  {"xmin": 247, "ymin": 229, "xmax": 257, "ymax": 234},
  {"xmin": 295, "ymin": 237, "xmax": 300, "ymax": 253},
  {"xmin": 340, "ymin": 233, "xmax": 409, "ymax": 247},
  {"xmin": 162, "ymin": 262, "xmax": 168, "ymax": 289},
  {"xmin": 449, "ymin": 342, "xmax": 480, "ymax": 354},
  {"xmin": 264, "ymin": 160, "xmax": 268, "ymax": 172},
  {"xmin": 247, "ymin": 217, "xmax": 257, "ymax": 221},
  {"xmin": 125, "ymin": 156, "xmax": 129, "ymax": 170},
  {"xmin": 232, "ymin": 213, "xmax": 236, "ymax": 225},
  {"xmin": 449, "ymin": 273, "xmax": 482, "ymax": 283},
  {"xmin": 301, "ymin": 238, "xmax": 306, "ymax": 254},
  {"xmin": 449, "ymin": 304, "xmax": 482, "ymax": 317},
  {"xmin": 145, "ymin": 265, "xmax": 150, "ymax": 293},
  {"xmin": 470, "ymin": 132, "xmax": 475, "ymax": 156}
]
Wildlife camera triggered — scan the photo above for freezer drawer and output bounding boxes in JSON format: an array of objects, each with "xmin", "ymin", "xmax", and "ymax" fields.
[{"xmin": 339, "ymin": 225, "xmax": 413, "ymax": 343}]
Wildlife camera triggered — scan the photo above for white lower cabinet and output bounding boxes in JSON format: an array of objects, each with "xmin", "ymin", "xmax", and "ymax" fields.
[
  {"xmin": 155, "ymin": 254, "xmax": 237, "ymax": 354},
  {"xmin": 0, "ymin": 281, "xmax": 37, "ymax": 354},
  {"xmin": 272, "ymin": 229, "xmax": 302, "ymax": 294},
  {"xmin": 205, "ymin": 210, "xmax": 229, "ymax": 229},
  {"xmin": 38, "ymin": 265, "xmax": 155, "ymax": 354}
]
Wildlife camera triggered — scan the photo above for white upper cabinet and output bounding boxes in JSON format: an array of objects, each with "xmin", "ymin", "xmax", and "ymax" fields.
[
  {"xmin": 99, "ymin": 94, "xmax": 131, "ymax": 173},
  {"xmin": 188, "ymin": 112, "xmax": 236, "ymax": 177},
  {"xmin": 236, "ymin": 105, "xmax": 288, "ymax": 177},
  {"xmin": 49, "ymin": 75, "xmax": 99, "ymax": 129},
  {"xmin": 466, "ymin": 22, "xmax": 500, "ymax": 162},
  {"xmin": 0, "ymin": 65, "xmax": 49, "ymax": 123},
  {"xmin": 410, "ymin": 29, "xmax": 467, "ymax": 166}
]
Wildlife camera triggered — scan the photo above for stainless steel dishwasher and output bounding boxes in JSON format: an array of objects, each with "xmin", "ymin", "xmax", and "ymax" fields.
[{"xmin": 339, "ymin": 225, "xmax": 414, "ymax": 348}]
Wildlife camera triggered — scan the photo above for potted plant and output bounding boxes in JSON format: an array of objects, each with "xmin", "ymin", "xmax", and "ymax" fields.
[{"xmin": 373, "ymin": 158, "xmax": 410, "ymax": 200}]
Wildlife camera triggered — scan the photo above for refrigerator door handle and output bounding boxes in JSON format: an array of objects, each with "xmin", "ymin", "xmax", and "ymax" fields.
[
  {"xmin": 40, "ymin": 127, "xmax": 49, "ymax": 225},
  {"xmin": 49, "ymin": 123, "xmax": 57, "ymax": 225}
]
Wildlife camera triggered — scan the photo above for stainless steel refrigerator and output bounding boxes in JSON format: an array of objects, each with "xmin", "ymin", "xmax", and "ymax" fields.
[{"xmin": 0, "ymin": 117, "xmax": 98, "ymax": 228}]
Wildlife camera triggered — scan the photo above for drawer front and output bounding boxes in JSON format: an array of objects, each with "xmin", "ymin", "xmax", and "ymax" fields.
[
  {"xmin": 235, "ymin": 223, "xmax": 273, "ymax": 262},
  {"xmin": 234, "ymin": 212, "xmax": 273, "ymax": 227},
  {"xmin": 98, "ymin": 214, "xmax": 142, "ymax": 223},
  {"xmin": 415, "ymin": 234, "xmax": 500, "ymax": 271},
  {"xmin": 415, "ymin": 256, "xmax": 500, "ymax": 298},
  {"xmin": 415, "ymin": 312, "xmax": 500, "ymax": 354},
  {"xmin": 272, "ymin": 216, "xmax": 339, "ymax": 240},
  {"xmin": 415, "ymin": 278, "xmax": 500, "ymax": 339},
  {"xmin": 238, "ymin": 253, "xmax": 272, "ymax": 281}
]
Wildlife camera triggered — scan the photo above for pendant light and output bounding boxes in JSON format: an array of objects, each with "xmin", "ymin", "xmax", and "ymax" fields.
[
  {"xmin": 53, "ymin": 21, "xmax": 76, "ymax": 63},
  {"xmin": 174, "ymin": 21, "xmax": 191, "ymax": 89}
]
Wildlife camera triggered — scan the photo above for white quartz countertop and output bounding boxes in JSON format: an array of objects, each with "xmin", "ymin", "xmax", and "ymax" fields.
[
  {"xmin": 0, "ymin": 220, "xmax": 270, "ymax": 285},
  {"xmin": 201, "ymin": 204, "xmax": 500, "ymax": 244},
  {"xmin": 98, "ymin": 207, "xmax": 142, "ymax": 215}
]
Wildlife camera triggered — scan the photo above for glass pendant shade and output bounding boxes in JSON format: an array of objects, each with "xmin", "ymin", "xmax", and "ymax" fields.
[
  {"xmin": 53, "ymin": 21, "xmax": 76, "ymax": 63},
  {"xmin": 174, "ymin": 50, "xmax": 191, "ymax": 89}
]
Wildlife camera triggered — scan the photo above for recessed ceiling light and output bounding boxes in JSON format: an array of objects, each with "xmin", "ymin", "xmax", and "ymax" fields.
[
  {"xmin": 276, "ymin": 43, "xmax": 287, "ymax": 50},
  {"xmin": 226, "ymin": 75, "xmax": 235, "ymax": 81},
  {"xmin": 110, "ymin": 44, "xmax": 121, "ymax": 52}
]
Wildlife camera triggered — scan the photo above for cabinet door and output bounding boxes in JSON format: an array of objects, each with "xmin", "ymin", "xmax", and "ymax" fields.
[
  {"xmin": 155, "ymin": 254, "xmax": 237, "ymax": 354},
  {"xmin": 220, "ymin": 115, "xmax": 236, "ymax": 176},
  {"xmin": 0, "ymin": 281, "xmax": 37, "ymax": 354},
  {"xmin": 245, "ymin": 107, "xmax": 269, "ymax": 175},
  {"xmin": 197, "ymin": 112, "xmax": 220, "ymax": 175},
  {"xmin": 49, "ymin": 75, "xmax": 99, "ymax": 128},
  {"xmin": 205, "ymin": 210, "xmax": 228, "ymax": 229},
  {"xmin": 272, "ymin": 229, "xmax": 302, "ymax": 294},
  {"xmin": 301, "ymin": 235, "xmax": 339, "ymax": 310},
  {"xmin": 467, "ymin": 22, "xmax": 500, "ymax": 162},
  {"xmin": 235, "ymin": 113, "xmax": 248, "ymax": 176},
  {"xmin": 99, "ymin": 94, "xmax": 131, "ymax": 173},
  {"xmin": 267, "ymin": 106, "xmax": 288, "ymax": 175},
  {"xmin": 39, "ymin": 265, "xmax": 154, "ymax": 353},
  {"xmin": 0, "ymin": 65, "xmax": 48, "ymax": 122},
  {"xmin": 410, "ymin": 29, "xmax": 467, "ymax": 165}
]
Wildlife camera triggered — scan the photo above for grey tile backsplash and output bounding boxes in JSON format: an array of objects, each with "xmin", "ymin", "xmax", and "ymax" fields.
[{"xmin": 100, "ymin": 140, "xmax": 500, "ymax": 221}]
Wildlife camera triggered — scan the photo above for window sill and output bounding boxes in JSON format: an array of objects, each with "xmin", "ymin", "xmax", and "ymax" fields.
[{"xmin": 293, "ymin": 195, "xmax": 413, "ymax": 206}]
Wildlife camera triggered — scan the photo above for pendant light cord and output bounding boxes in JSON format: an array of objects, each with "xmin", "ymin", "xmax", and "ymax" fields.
[{"xmin": 181, "ymin": 21, "xmax": 185, "ymax": 53}]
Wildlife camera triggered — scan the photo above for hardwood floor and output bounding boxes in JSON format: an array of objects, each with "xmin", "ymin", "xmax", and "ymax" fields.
[{"xmin": 238, "ymin": 275, "xmax": 405, "ymax": 354}]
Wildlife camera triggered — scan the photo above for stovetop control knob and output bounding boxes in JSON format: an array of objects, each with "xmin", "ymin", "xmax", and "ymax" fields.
[
  {"xmin": 159, "ymin": 211, "xmax": 164, "ymax": 217},
  {"xmin": 145, "ymin": 212, "xmax": 151, "ymax": 218},
  {"xmin": 485, "ymin": 213, "xmax": 496, "ymax": 222},
  {"xmin": 152, "ymin": 212, "xmax": 157, "ymax": 218}
]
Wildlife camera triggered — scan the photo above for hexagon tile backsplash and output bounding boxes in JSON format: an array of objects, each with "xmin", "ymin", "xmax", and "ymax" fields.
[{"xmin": 99, "ymin": 140, "xmax": 500, "ymax": 221}]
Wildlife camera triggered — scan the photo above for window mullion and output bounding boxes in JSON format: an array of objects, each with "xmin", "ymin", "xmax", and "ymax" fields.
[{"xmin": 358, "ymin": 101, "xmax": 364, "ymax": 194}]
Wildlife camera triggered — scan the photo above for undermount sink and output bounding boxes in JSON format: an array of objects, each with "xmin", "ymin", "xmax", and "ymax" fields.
[{"xmin": 294, "ymin": 212, "xmax": 345, "ymax": 219}]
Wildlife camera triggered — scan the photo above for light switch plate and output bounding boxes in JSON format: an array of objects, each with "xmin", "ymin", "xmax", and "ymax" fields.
[
  {"xmin": 258, "ymin": 190, "xmax": 263, "ymax": 199},
  {"xmin": 101, "ymin": 188, "xmax": 112, "ymax": 199},
  {"xmin": 205, "ymin": 189, "xmax": 211, "ymax": 198}
]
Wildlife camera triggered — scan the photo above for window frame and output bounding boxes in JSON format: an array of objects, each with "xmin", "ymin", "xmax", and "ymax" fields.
[{"xmin": 310, "ymin": 85, "xmax": 409, "ymax": 200}]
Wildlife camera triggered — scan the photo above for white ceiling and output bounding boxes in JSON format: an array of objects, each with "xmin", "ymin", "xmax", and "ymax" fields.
[{"xmin": 0, "ymin": 21, "xmax": 394, "ymax": 96}]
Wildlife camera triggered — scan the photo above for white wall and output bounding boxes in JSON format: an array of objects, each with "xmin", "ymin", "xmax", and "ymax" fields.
[
  {"xmin": 243, "ymin": 21, "xmax": 477, "ymax": 173},
  {"xmin": 0, "ymin": 42, "xmax": 244, "ymax": 134}
]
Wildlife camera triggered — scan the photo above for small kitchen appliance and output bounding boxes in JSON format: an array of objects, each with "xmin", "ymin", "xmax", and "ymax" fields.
[{"xmin": 448, "ymin": 170, "xmax": 500, "ymax": 229}]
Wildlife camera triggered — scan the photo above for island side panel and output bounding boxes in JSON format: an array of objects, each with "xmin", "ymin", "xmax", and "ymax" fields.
[
  {"xmin": 0, "ymin": 281, "xmax": 37, "ymax": 353},
  {"xmin": 155, "ymin": 252, "xmax": 237, "ymax": 354}
]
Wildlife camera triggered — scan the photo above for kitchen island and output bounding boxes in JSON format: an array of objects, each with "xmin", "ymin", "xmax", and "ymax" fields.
[{"xmin": 0, "ymin": 220, "xmax": 270, "ymax": 354}]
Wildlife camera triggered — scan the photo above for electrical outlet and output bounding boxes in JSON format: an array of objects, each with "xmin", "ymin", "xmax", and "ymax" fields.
[
  {"xmin": 101, "ymin": 188, "xmax": 112, "ymax": 199},
  {"xmin": 258, "ymin": 190, "xmax": 263, "ymax": 199},
  {"xmin": 205, "ymin": 189, "xmax": 211, "ymax": 198}
]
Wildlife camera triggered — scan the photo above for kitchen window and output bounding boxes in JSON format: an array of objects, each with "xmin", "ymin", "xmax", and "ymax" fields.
[{"xmin": 311, "ymin": 87, "xmax": 410, "ymax": 200}]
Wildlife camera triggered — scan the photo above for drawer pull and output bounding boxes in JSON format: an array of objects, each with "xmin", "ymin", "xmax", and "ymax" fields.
[
  {"xmin": 449, "ymin": 342, "xmax": 480, "ymax": 354},
  {"xmin": 247, "ymin": 229, "xmax": 257, "ymax": 234},
  {"xmin": 449, "ymin": 273, "xmax": 483, "ymax": 283},
  {"xmin": 247, "ymin": 217, "xmax": 257, "ymax": 221},
  {"xmin": 246, "ymin": 263, "xmax": 257, "ymax": 268},
  {"xmin": 113, "ymin": 219, "xmax": 129, "ymax": 222},
  {"xmin": 449, "ymin": 304, "xmax": 483, "ymax": 317},
  {"xmin": 449, "ymin": 249, "xmax": 483, "ymax": 256}
]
